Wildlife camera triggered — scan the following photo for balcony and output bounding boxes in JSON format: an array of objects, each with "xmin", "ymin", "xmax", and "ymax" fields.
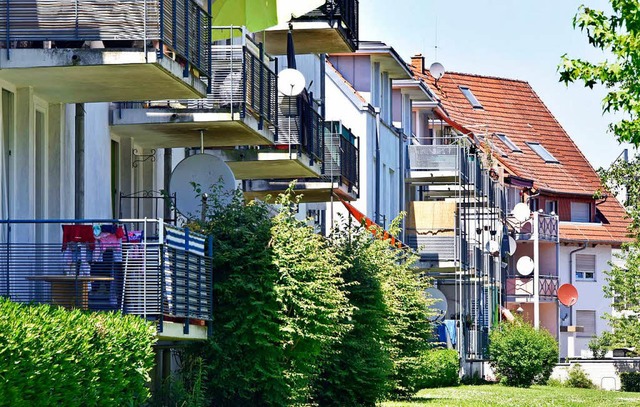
[
  {"xmin": 259, "ymin": 0, "xmax": 359, "ymax": 55},
  {"xmin": 406, "ymin": 142, "xmax": 470, "ymax": 185},
  {"xmin": 244, "ymin": 120, "xmax": 358, "ymax": 202},
  {"xmin": 111, "ymin": 27, "xmax": 278, "ymax": 148},
  {"xmin": 0, "ymin": 219, "xmax": 212, "ymax": 341},
  {"xmin": 406, "ymin": 201, "xmax": 458, "ymax": 270},
  {"xmin": 0, "ymin": 0, "xmax": 211, "ymax": 102},
  {"xmin": 505, "ymin": 274, "xmax": 559, "ymax": 302},
  {"xmin": 223, "ymin": 91, "xmax": 324, "ymax": 180},
  {"xmin": 512, "ymin": 212, "xmax": 559, "ymax": 243}
]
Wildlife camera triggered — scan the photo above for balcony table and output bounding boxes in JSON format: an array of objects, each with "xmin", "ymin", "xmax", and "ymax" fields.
[{"xmin": 25, "ymin": 275, "xmax": 114, "ymax": 310}]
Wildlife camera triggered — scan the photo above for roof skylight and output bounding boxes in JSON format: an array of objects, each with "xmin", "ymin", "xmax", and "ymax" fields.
[
  {"xmin": 495, "ymin": 133, "xmax": 522, "ymax": 152},
  {"xmin": 526, "ymin": 142, "xmax": 559, "ymax": 163},
  {"xmin": 459, "ymin": 86, "xmax": 483, "ymax": 109}
]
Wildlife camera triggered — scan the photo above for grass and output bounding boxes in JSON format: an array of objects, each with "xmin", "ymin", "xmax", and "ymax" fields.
[{"xmin": 381, "ymin": 384, "xmax": 640, "ymax": 406}]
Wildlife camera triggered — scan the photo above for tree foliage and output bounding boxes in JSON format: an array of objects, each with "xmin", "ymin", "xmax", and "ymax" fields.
[
  {"xmin": 488, "ymin": 319, "xmax": 558, "ymax": 387},
  {"xmin": 180, "ymin": 185, "xmax": 436, "ymax": 404},
  {"xmin": 184, "ymin": 188, "xmax": 352, "ymax": 406},
  {"xmin": 559, "ymin": 1, "xmax": 640, "ymax": 145},
  {"xmin": 311, "ymin": 217, "xmax": 435, "ymax": 405}
]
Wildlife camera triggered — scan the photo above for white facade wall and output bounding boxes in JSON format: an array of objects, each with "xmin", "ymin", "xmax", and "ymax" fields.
[
  {"xmin": 316, "ymin": 55, "xmax": 404, "ymax": 233},
  {"xmin": 557, "ymin": 243, "xmax": 615, "ymax": 358},
  {"xmin": 83, "ymin": 103, "xmax": 112, "ymax": 219}
]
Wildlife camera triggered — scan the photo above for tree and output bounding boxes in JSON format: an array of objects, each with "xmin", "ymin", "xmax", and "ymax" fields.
[
  {"xmin": 311, "ymin": 217, "xmax": 435, "ymax": 405},
  {"xmin": 559, "ymin": 1, "xmax": 640, "ymax": 145},
  {"xmin": 182, "ymin": 187, "xmax": 352, "ymax": 406},
  {"xmin": 488, "ymin": 319, "xmax": 558, "ymax": 387}
]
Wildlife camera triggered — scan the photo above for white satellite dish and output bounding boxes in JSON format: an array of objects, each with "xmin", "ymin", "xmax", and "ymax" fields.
[
  {"xmin": 516, "ymin": 256, "xmax": 535, "ymax": 276},
  {"xmin": 429, "ymin": 62, "xmax": 445, "ymax": 80},
  {"xmin": 512, "ymin": 202, "xmax": 531, "ymax": 223},
  {"xmin": 169, "ymin": 154, "xmax": 237, "ymax": 217},
  {"xmin": 508, "ymin": 236, "xmax": 517, "ymax": 256},
  {"xmin": 425, "ymin": 287, "xmax": 448, "ymax": 322},
  {"xmin": 486, "ymin": 240, "xmax": 500, "ymax": 256},
  {"xmin": 278, "ymin": 68, "xmax": 305, "ymax": 96}
]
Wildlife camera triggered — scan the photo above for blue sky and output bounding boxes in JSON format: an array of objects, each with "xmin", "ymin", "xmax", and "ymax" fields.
[{"xmin": 359, "ymin": 0, "xmax": 634, "ymax": 169}]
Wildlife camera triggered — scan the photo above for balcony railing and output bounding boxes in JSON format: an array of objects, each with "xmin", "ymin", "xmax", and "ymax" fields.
[
  {"xmin": 406, "ymin": 232, "xmax": 456, "ymax": 263},
  {"xmin": 505, "ymin": 274, "xmax": 559, "ymax": 300},
  {"xmin": 278, "ymin": 92, "xmax": 324, "ymax": 165},
  {"xmin": 0, "ymin": 219, "xmax": 212, "ymax": 335},
  {"xmin": 0, "ymin": 0, "xmax": 211, "ymax": 78},
  {"xmin": 115, "ymin": 27, "xmax": 278, "ymax": 134},
  {"xmin": 324, "ymin": 121, "xmax": 358, "ymax": 191},
  {"xmin": 293, "ymin": 0, "xmax": 359, "ymax": 49},
  {"xmin": 512, "ymin": 212, "xmax": 559, "ymax": 243}
]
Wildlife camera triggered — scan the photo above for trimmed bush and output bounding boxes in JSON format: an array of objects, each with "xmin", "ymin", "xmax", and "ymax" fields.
[
  {"xmin": 621, "ymin": 372, "xmax": 640, "ymax": 392},
  {"xmin": 415, "ymin": 348, "xmax": 460, "ymax": 389},
  {"xmin": 565, "ymin": 364, "xmax": 595, "ymax": 389},
  {"xmin": 0, "ymin": 298, "xmax": 156, "ymax": 407},
  {"xmin": 588, "ymin": 333, "xmax": 611, "ymax": 359},
  {"xmin": 488, "ymin": 320, "xmax": 558, "ymax": 387}
]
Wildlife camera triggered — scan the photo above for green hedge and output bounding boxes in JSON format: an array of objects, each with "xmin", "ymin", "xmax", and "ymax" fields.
[
  {"xmin": 415, "ymin": 348, "xmax": 460, "ymax": 389},
  {"xmin": 621, "ymin": 372, "xmax": 640, "ymax": 392},
  {"xmin": 0, "ymin": 298, "xmax": 156, "ymax": 407},
  {"xmin": 488, "ymin": 320, "xmax": 558, "ymax": 387}
]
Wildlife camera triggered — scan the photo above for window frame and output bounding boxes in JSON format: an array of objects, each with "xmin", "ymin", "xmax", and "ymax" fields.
[
  {"xmin": 545, "ymin": 200, "xmax": 558, "ymax": 215},
  {"xmin": 495, "ymin": 133, "xmax": 522, "ymax": 152},
  {"xmin": 575, "ymin": 253, "xmax": 596, "ymax": 281},
  {"xmin": 576, "ymin": 310, "xmax": 596, "ymax": 337},
  {"xmin": 526, "ymin": 142, "xmax": 559, "ymax": 163},
  {"xmin": 571, "ymin": 201, "xmax": 591, "ymax": 223},
  {"xmin": 459, "ymin": 86, "xmax": 483, "ymax": 109}
]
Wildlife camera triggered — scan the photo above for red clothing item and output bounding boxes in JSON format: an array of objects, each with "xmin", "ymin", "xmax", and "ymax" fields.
[{"xmin": 62, "ymin": 225, "xmax": 96, "ymax": 251}]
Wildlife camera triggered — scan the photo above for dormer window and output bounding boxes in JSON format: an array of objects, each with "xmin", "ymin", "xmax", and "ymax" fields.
[
  {"xmin": 459, "ymin": 86, "xmax": 483, "ymax": 109},
  {"xmin": 526, "ymin": 142, "xmax": 559, "ymax": 163},
  {"xmin": 495, "ymin": 133, "xmax": 522, "ymax": 152}
]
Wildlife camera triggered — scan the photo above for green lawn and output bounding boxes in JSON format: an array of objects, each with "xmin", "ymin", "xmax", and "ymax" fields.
[{"xmin": 381, "ymin": 385, "xmax": 640, "ymax": 406}]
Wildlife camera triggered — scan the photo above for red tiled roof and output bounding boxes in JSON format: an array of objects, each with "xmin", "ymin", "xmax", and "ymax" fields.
[{"xmin": 412, "ymin": 65, "xmax": 632, "ymax": 245}]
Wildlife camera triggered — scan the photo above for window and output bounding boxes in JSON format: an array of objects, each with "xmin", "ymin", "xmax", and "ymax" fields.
[
  {"xmin": 526, "ymin": 142, "xmax": 559, "ymax": 163},
  {"xmin": 571, "ymin": 202, "xmax": 591, "ymax": 222},
  {"xmin": 496, "ymin": 133, "xmax": 522, "ymax": 152},
  {"xmin": 545, "ymin": 200, "xmax": 557, "ymax": 215},
  {"xmin": 576, "ymin": 254, "xmax": 596, "ymax": 280},
  {"xmin": 529, "ymin": 198, "xmax": 539, "ymax": 212},
  {"xmin": 459, "ymin": 86, "xmax": 483, "ymax": 109},
  {"xmin": 576, "ymin": 310, "xmax": 596, "ymax": 337}
]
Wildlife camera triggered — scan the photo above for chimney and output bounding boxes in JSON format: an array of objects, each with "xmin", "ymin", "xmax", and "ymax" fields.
[{"xmin": 411, "ymin": 54, "xmax": 425, "ymax": 72}]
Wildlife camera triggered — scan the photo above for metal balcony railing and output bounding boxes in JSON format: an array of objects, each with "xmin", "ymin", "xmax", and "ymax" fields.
[
  {"xmin": 505, "ymin": 274, "xmax": 559, "ymax": 300},
  {"xmin": 115, "ymin": 27, "xmax": 278, "ymax": 134},
  {"xmin": 0, "ymin": 219, "xmax": 213, "ymax": 335},
  {"xmin": 293, "ymin": 0, "xmax": 359, "ymax": 49},
  {"xmin": 278, "ymin": 92, "xmax": 324, "ymax": 165},
  {"xmin": 0, "ymin": 0, "xmax": 211, "ymax": 78},
  {"xmin": 406, "ymin": 232, "xmax": 456, "ymax": 263},
  {"xmin": 324, "ymin": 121, "xmax": 358, "ymax": 191}
]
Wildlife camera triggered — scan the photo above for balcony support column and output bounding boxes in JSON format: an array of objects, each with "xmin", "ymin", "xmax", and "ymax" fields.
[{"xmin": 533, "ymin": 212, "xmax": 540, "ymax": 329}]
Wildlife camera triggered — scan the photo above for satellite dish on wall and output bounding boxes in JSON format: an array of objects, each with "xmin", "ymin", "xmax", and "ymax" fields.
[
  {"xmin": 486, "ymin": 240, "xmax": 500, "ymax": 256},
  {"xmin": 425, "ymin": 287, "xmax": 448, "ymax": 322},
  {"xmin": 169, "ymin": 154, "xmax": 237, "ymax": 217},
  {"xmin": 429, "ymin": 62, "xmax": 445, "ymax": 80},
  {"xmin": 278, "ymin": 68, "xmax": 305, "ymax": 96},
  {"xmin": 558, "ymin": 284, "xmax": 579, "ymax": 307},
  {"xmin": 508, "ymin": 236, "xmax": 517, "ymax": 256},
  {"xmin": 516, "ymin": 256, "xmax": 534, "ymax": 276},
  {"xmin": 512, "ymin": 202, "xmax": 531, "ymax": 223}
]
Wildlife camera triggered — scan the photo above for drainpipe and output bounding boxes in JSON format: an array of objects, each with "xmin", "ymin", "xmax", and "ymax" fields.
[
  {"xmin": 568, "ymin": 242, "xmax": 588, "ymax": 325},
  {"xmin": 374, "ymin": 106, "xmax": 381, "ymax": 225},
  {"xmin": 163, "ymin": 148, "xmax": 172, "ymax": 220},
  {"xmin": 74, "ymin": 103, "xmax": 84, "ymax": 219}
]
